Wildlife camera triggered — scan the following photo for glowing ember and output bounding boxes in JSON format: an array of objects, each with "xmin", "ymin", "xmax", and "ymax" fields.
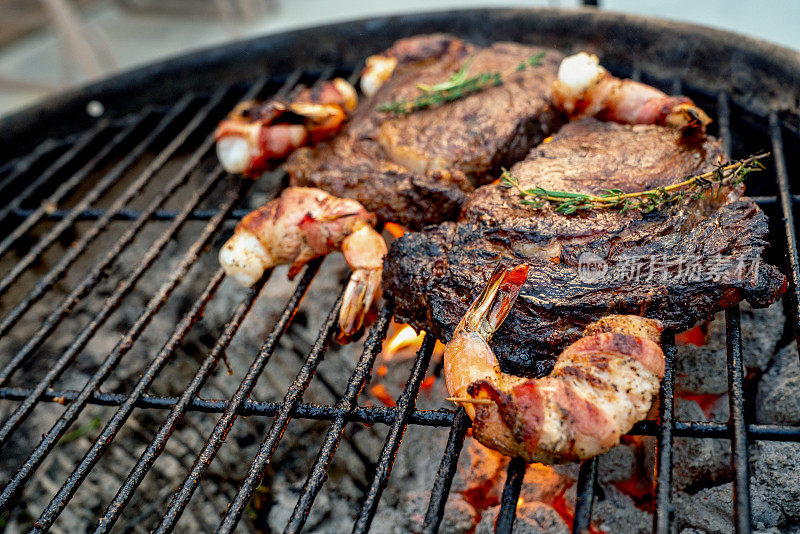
[
  {"xmin": 420, "ymin": 375, "xmax": 436, "ymax": 391},
  {"xmin": 679, "ymin": 393, "xmax": 722, "ymax": 419},
  {"xmin": 676, "ymin": 324, "xmax": 706, "ymax": 346},
  {"xmin": 516, "ymin": 497, "xmax": 524, "ymax": 509},
  {"xmin": 370, "ymin": 384, "xmax": 396, "ymax": 407},
  {"xmin": 542, "ymin": 135, "xmax": 553, "ymax": 143},
  {"xmin": 376, "ymin": 364, "xmax": 388, "ymax": 377},
  {"xmin": 383, "ymin": 324, "xmax": 426, "ymax": 361},
  {"xmin": 614, "ymin": 471, "xmax": 655, "ymax": 514},
  {"xmin": 550, "ymin": 490, "xmax": 574, "ymax": 528},
  {"xmin": 384, "ymin": 222, "xmax": 406, "ymax": 238}
]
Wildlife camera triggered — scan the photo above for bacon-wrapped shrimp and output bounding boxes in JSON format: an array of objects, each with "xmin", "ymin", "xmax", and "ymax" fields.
[
  {"xmin": 361, "ymin": 55, "xmax": 398, "ymax": 98},
  {"xmin": 552, "ymin": 52, "xmax": 711, "ymax": 134},
  {"xmin": 215, "ymin": 78, "xmax": 357, "ymax": 176},
  {"xmin": 445, "ymin": 264, "xmax": 665, "ymax": 463},
  {"xmin": 360, "ymin": 33, "xmax": 470, "ymax": 96},
  {"xmin": 219, "ymin": 187, "xmax": 386, "ymax": 342}
]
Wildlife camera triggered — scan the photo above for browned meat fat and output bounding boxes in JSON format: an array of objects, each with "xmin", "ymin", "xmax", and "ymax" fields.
[
  {"xmin": 285, "ymin": 34, "xmax": 565, "ymax": 229},
  {"xmin": 384, "ymin": 119, "xmax": 786, "ymax": 376}
]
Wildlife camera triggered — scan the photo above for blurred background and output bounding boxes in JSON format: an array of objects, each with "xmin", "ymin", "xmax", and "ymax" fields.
[{"xmin": 0, "ymin": 0, "xmax": 797, "ymax": 117}]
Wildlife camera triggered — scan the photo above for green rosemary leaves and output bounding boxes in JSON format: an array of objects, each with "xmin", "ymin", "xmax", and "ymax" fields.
[
  {"xmin": 377, "ymin": 52, "xmax": 545, "ymax": 116},
  {"xmin": 500, "ymin": 153, "xmax": 768, "ymax": 215}
]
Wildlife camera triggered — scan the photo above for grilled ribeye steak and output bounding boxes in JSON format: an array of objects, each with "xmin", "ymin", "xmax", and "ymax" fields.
[
  {"xmin": 385, "ymin": 119, "xmax": 786, "ymax": 376},
  {"xmin": 286, "ymin": 34, "xmax": 565, "ymax": 229}
]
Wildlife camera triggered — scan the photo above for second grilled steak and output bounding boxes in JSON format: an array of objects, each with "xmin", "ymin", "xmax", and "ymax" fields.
[
  {"xmin": 286, "ymin": 34, "xmax": 565, "ymax": 229},
  {"xmin": 384, "ymin": 119, "xmax": 786, "ymax": 375}
]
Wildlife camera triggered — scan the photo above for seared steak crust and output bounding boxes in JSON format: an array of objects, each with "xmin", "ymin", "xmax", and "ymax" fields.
[
  {"xmin": 462, "ymin": 119, "xmax": 728, "ymax": 228},
  {"xmin": 384, "ymin": 120, "xmax": 786, "ymax": 376},
  {"xmin": 286, "ymin": 35, "xmax": 565, "ymax": 229}
]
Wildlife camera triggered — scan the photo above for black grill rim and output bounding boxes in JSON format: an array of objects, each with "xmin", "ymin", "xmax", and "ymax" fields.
[
  {"xmin": 1, "ymin": 8, "xmax": 800, "ymax": 534},
  {"xmin": 3, "ymin": 7, "xmax": 800, "ymax": 162}
]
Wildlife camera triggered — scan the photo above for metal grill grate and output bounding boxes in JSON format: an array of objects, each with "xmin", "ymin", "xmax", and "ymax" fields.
[{"xmin": 0, "ymin": 60, "xmax": 799, "ymax": 534}]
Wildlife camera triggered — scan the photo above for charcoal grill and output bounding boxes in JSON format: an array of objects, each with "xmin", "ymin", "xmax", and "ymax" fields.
[{"xmin": 1, "ymin": 7, "xmax": 800, "ymax": 534}]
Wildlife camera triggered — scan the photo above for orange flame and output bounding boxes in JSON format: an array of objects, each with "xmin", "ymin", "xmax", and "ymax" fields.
[
  {"xmin": 542, "ymin": 135, "xmax": 553, "ymax": 144},
  {"xmin": 384, "ymin": 222, "xmax": 406, "ymax": 239},
  {"xmin": 384, "ymin": 324, "xmax": 425, "ymax": 361},
  {"xmin": 516, "ymin": 497, "xmax": 525, "ymax": 509}
]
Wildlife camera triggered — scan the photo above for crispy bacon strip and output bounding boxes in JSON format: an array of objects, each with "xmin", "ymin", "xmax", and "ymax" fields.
[
  {"xmin": 219, "ymin": 187, "xmax": 386, "ymax": 342},
  {"xmin": 469, "ymin": 320, "xmax": 664, "ymax": 463},
  {"xmin": 360, "ymin": 33, "xmax": 470, "ymax": 96},
  {"xmin": 552, "ymin": 52, "xmax": 711, "ymax": 134},
  {"xmin": 444, "ymin": 265, "xmax": 665, "ymax": 464},
  {"xmin": 215, "ymin": 78, "xmax": 357, "ymax": 177}
]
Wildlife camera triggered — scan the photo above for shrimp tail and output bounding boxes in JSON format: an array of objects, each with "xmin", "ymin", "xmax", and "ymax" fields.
[
  {"xmin": 444, "ymin": 264, "xmax": 529, "ymax": 412},
  {"xmin": 667, "ymin": 102, "xmax": 712, "ymax": 135},
  {"xmin": 458, "ymin": 263, "xmax": 529, "ymax": 339},
  {"xmin": 337, "ymin": 223, "xmax": 388, "ymax": 343},
  {"xmin": 337, "ymin": 268, "xmax": 383, "ymax": 343}
]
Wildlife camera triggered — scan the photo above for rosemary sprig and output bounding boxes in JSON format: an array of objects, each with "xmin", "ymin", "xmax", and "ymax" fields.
[
  {"xmin": 500, "ymin": 153, "xmax": 768, "ymax": 215},
  {"xmin": 377, "ymin": 52, "xmax": 546, "ymax": 115},
  {"xmin": 416, "ymin": 57, "xmax": 474, "ymax": 93}
]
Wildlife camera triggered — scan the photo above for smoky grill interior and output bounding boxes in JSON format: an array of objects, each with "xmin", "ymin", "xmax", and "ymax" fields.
[{"xmin": 1, "ymin": 8, "xmax": 800, "ymax": 534}]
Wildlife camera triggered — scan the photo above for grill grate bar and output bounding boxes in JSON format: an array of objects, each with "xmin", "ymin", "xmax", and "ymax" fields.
[
  {"xmin": 717, "ymin": 91, "xmax": 733, "ymax": 156},
  {"xmin": 0, "ymin": 58, "xmax": 797, "ymax": 534},
  {"xmin": 653, "ymin": 335, "xmax": 676, "ymax": 534},
  {"xmin": 0, "ymin": 159, "xmax": 16, "ymax": 178},
  {"xmin": 422, "ymin": 408, "xmax": 470, "ymax": 534},
  {"xmin": 151, "ymin": 259, "xmax": 323, "ymax": 533},
  {"xmin": 769, "ymin": 112, "xmax": 800, "ymax": 345},
  {"xmin": 0, "ymin": 135, "xmax": 83, "ymax": 192},
  {"xmin": 573, "ymin": 458, "xmax": 598, "ymax": 534},
  {"xmin": 352, "ymin": 333, "xmax": 437, "ymax": 533},
  {"xmin": 496, "ymin": 457, "xmax": 526, "ymax": 534},
  {"xmin": 0, "ymin": 152, "xmax": 44, "ymax": 199},
  {"xmin": 0, "ymin": 383, "xmax": 797, "ymax": 438},
  {"xmin": 0, "ymin": 120, "xmax": 109, "ymax": 231},
  {"xmin": 718, "ymin": 91, "xmax": 753, "ymax": 534},
  {"xmin": 0, "ymin": 92, "xmax": 203, "ymax": 346},
  {"xmin": 654, "ymin": 66, "xmax": 680, "ymax": 528},
  {"xmin": 145, "ymin": 70, "xmax": 314, "ymax": 534},
  {"xmin": 726, "ymin": 306, "xmax": 752, "ymax": 534},
  {"xmin": 93, "ymin": 269, "xmax": 271, "ymax": 534},
  {"xmin": 636, "ymin": 421, "xmax": 800, "ymax": 440},
  {"xmin": 284, "ymin": 305, "xmax": 394, "ymax": 534},
  {"xmin": 216, "ymin": 287, "xmax": 349, "ymax": 533},
  {"xmin": 0, "ymin": 120, "xmax": 226, "ymax": 396},
  {"xmin": 752, "ymin": 196, "xmax": 800, "ymax": 205},
  {"xmin": 0, "ymin": 387, "xmax": 456, "ymax": 425},
  {"xmin": 32, "ymin": 268, "xmax": 228, "ymax": 532},
  {"xmin": 0, "ymin": 113, "xmax": 154, "ymax": 296},
  {"xmin": 0, "ymin": 169, "xmax": 240, "ymax": 511},
  {"xmin": 11, "ymin": 207, "xmax": 252, "ymax": 221}
]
